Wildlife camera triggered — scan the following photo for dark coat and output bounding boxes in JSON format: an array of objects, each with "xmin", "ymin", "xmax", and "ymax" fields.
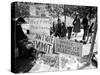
[
  {"xmin": 16, "ymin": 25, "xmax": 27, "ymax": 43},
  {"xmin": 61, "ymin": 23, "xmax": 67, "ymax": 37},
  {"xmin": 73, "ymin": 18, "xmax": 81, "ymax": 33},
  {"xmin": 55, "ymin": 23, "xmax": 62, "ymax": 37},
  {"xmin": 82, "ymin": 17, "xmax": 88, "ymax": 28}
]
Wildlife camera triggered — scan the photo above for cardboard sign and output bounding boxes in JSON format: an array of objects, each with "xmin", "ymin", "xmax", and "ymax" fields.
[
  {"xmin": 41, "ymin": 54, "xmax": 59, "ymax": 68},
  {"xmin": 29, "ymin": 33, "xmax": 54, "ymax": 44},
  {"xmin": 29, "ymin": 17, "xmax": 51, "ymax": 35},
  {"xmin": 29, "ymin": 33, "xmax": 54, "ymax": 54},
  {"xmin": 55, "ymin": 39, "xmax": 83, "ymax": 57}
]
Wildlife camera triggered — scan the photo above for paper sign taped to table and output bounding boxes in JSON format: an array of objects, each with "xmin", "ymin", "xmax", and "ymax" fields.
[{"xmin": 55, "ymin": 39, "xmax": 83, "ymax": 57}]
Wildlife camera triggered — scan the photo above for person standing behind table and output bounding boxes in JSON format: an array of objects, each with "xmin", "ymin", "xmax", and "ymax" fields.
[
  {"xmin": 82, "ymin": 15, "xmax": 88, "ymax": 42},
  {"xmin": 50, "ymin": 22, "xmax": 54, "ymax": 35},
  {"xmin": 52, "ymin": 21, "xmax": 56, "ymax": 36},
  {"xmin": 55, "ymin": 19, "xmax": 62, "ymax": 38},
  {"xmin": 86, "ymin": 22, "xmax": 95, "ymax": 43},
  {"xmin": 61, "ymin": 22, "xmax": 67, "ymax": 38},
  {"xmin": 73, "ymin": 15, "xmax": 81, "ymax": 41},
  {"xmin": 66, "ymin": 16, "xmax": 74, "ymax": 40}
]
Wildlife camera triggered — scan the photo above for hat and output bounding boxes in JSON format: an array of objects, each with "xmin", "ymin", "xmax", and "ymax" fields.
[{"xmin": 16, "ymin": 17, "xmax": 26, "ymax": 24}]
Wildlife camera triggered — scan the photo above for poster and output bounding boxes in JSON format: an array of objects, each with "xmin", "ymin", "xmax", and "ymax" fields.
[
  {"xmin": 28, "ymin": 33, "xmax": 54, "ymax": 54},
  {"xmin": 55, "ymin": 39, "xmax": 83, "ymax": 57},
  {"xmin": 29, "ymin": 17, "xmax": 51, "ymax": 35}
]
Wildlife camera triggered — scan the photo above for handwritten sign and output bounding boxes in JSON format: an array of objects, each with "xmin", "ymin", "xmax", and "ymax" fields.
[
  {"xmin": 29, "ymin": 33, "xmax": 54, "ymax": 54},
  {"xmin": 55, "ymin": 39, "xmax": 83, "ymax": 57},
  {"xmin": 29, "ymin": 17, "xmax": 51, "ymax": 35}
]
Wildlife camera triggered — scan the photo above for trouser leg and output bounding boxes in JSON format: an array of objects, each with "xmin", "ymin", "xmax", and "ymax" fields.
[
  {"xmin": 83, "ymin": 28, "xmax": 87, "ymax": 40},
  {"xmin": 68, "ymin": 27, "xmax": 72, "ymax": 40}
]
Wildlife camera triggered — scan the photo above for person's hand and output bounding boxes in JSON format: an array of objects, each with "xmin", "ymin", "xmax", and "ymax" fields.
[{"xmin": 26, "ymin": 43, "xmax": 32, "ymax": 49}]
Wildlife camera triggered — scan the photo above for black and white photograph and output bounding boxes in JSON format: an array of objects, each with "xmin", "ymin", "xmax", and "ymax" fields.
[{"xmin": 11, "ymin": 1, "xmax": 98, "ymax": 73}]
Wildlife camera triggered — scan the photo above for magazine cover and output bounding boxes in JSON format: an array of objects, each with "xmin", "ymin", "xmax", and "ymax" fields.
[{"xmin": 11, "ymin": 1, "xmax": 98, "ymax": 73}]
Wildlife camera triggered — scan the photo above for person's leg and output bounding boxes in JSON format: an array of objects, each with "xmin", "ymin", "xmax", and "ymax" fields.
[
  {"xmin": 54, "ymin": 27, "xmax": 57, "ymax": 37},
  {"xmin": 86, "ymin": 29, "xmax": 89, "ymax": 43},
  {"xmin": 67, "ymin": 27, "xmax": 69, "ymax": 39},
  {"xmin": 82, "ymin": 29, "xmax": 85, "ymax": 40},
  {"xmin": 89, "ymin": 33, "xmax": 93, "ymax": 43},
  {"xmin": 83, "ymin": 28, "xmax": 86, "ymax": 40},
  {"xmin": 68, "ymin": 27, "xmax": 70, "ymax": 39},
  {"xmin": 68, "ymin": 27, "xmax": 72, "ymax": 40},
  {"xmin": 75, "ymin": 33, "xmax": 77, "ymax": 38},
  {"xmin": 85, "ymin": 29, "xmax": 88, "ymax": 41},
  {"xmin": 86, "ymin": 34, "xmax": 89, "ymax": 43},
  {"xmin": 74, "ymin": 33, "xmax": 78, "ymax": 41}
]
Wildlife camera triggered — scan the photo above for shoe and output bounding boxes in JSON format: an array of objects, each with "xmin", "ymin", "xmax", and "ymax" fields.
[
  {"xmin": 83, "ymin": 41, "xmax": 87, "ymax": 44},
  {"xmin": 75, "ymin": 39, "xmax": 78, "ymax": 42}
]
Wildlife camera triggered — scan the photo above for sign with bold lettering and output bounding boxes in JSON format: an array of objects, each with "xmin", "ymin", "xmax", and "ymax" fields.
[
  {"xmin": 29, "ymin": 33, "xmax": 54, "ymax": 54},
  {"xmin": 55, "ymin": 39, "xmax": 83, "ymax": 57},
  {"xmin": 29, "ymin": 17, "xmax": 50, "ymax": 35}
]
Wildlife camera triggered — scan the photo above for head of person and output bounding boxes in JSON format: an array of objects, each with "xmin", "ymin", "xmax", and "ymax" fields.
[
  {"xmin": 84, "ymin": 14, "xmax": 88, "ymax": 18},
  {"xmin": 75, "ymin": 15, "xmax": 79, "ymax": 19},
  {"xmin": 16, "ymin": 17, "xmax": 26, "ymax": 25},
  {"xmin": 58, "ymin": 18, "xmax": 61, "ymax": 24},
  {"xmin": 53, "ymin": 21, "xmax": 56, "ymax": 25},
  {"xmin": 61, "ymin": 22, "xmax": 65, "ymax": 26}
]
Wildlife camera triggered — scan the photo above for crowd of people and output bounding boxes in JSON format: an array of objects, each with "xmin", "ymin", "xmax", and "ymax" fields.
[{"xmin": 50, "ymin": 14, "xmax": 96, "ymax": 44}]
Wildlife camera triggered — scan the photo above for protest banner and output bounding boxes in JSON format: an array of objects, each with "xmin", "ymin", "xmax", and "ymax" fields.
[
  {"xmin": 55, "ymin": 39, "xmax": 83, "ymax": 57},
  {"xmin": 28, "ymin": 33, "xmax": 54, "ymax": 54},
  {"xmin": 41, "ymin": 54, "xmax": 59, "ymax": 68},
  {"xmin": 29, "ymin": 16, "xmax": 51, "ymax": 35},
  {"xmin": 30, "ymin": 33, "xmax": 54, "ymax": 44}
]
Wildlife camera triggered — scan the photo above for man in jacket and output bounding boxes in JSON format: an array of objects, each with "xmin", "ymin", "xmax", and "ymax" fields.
[
  {"xmin": 16, "ymin": 17, "xmax": 28, "ymax": 58},
  {"xmin": 82, "ymin": 15, "xmax": 89, "ymax": 41}
]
